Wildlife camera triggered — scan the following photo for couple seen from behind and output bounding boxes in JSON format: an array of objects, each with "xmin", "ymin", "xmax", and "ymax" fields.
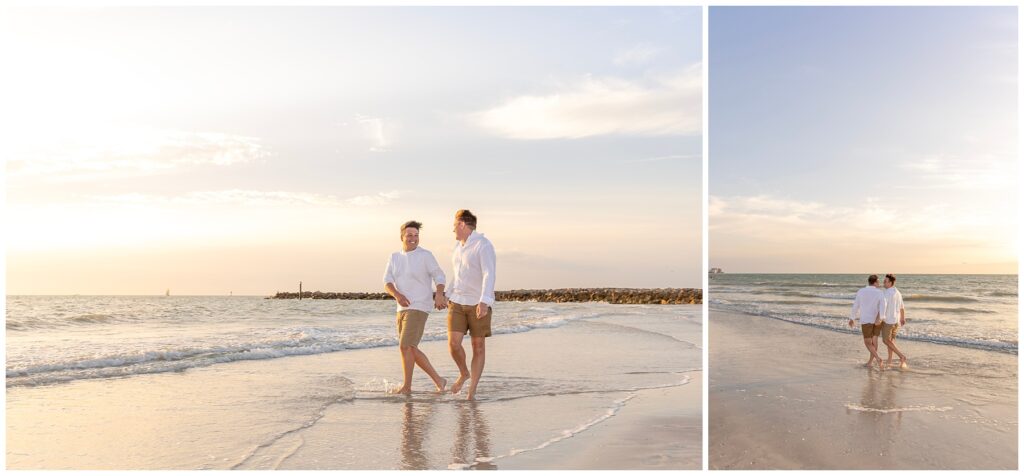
[
  {"xmin": 382, "ymin": 209, "xmax": 497, "ymax": 400},
  {"xmin": 849, "ymin": 274, "xmax": 907, "ymax": 371}
]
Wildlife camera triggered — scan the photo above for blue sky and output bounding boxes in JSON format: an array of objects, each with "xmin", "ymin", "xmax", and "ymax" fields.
[
  {"xmin": 3, "ymin": 7, "xmax": 703, "ymax": 294},
  {"xmin": 710, "ymin": 7, "xmax": 1017, "ymax": 273}
]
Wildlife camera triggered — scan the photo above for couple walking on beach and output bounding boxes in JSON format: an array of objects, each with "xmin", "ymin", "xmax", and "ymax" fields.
[
  {"xmin": 848, "ymin": 274, "xmax": 908, "ymax": 370},
  {"xmin": 382, "ymin": 209, "xmax": 497, "ymax": 400}
]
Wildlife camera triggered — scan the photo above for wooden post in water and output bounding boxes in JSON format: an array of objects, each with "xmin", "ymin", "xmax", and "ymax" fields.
[{"xmin": 299, "ymin": 281, "xmax": 303, "ymax": 300}]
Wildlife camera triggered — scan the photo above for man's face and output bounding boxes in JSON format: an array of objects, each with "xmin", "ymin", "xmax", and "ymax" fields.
[
  {"xmin": 401, "ymin": 227, "xmax": 419, "ymax": 250},
  {"xmin": 453, "ymin": 219, "xmax": 468, "ymax": 240},
  {"xmin": 884, "ymin": 278, "xmax": 894, "ymax": 289}
]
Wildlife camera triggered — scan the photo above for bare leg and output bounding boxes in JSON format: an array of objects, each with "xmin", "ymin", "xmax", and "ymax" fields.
[
  {"xmin": 883, "ymin": 337, "xmax": 908, "ymax": 368},
  {"xmin": 466, "ymin": 336, "xmax": 486, "ymax": 401},
  {"xmin": 413, "ymin": 348, "xmax": 447, "ymax": 392},
  {"xmin": 449, "ymin": 331, "xmax": 470, "ymax": 394},
  {"xmin": 862, "ymin": 337, "xmax": 882, "ymax": 369},
  {"xmin": 392, "ymin": 345, "xmax": 415, "ymax": 394}
]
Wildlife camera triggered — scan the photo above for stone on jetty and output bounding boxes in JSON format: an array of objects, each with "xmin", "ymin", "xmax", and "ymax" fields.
[{"xmin": 270, "ymin": 287, "xmax": 701, "ymax": 304}]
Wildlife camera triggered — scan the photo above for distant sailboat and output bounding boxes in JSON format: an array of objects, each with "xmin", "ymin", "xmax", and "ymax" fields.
[{"xmin": 165, "ymin": 289, "xmax": 170, "ymax": 297}]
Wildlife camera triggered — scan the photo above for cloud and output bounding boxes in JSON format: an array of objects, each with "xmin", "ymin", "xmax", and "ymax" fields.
[
  {"xmin": 899, "ymin": 153, "xmax": 1015, "ymax": 191},
  {"xmin": 356, "ymin": 116, "xmax": 390, "ymax": 152},
  {"xmin": 710, "ymin": 193, "xmax": 1013, "ymax": 271},
  {"xmin": 5, "ymin": 125, "xmax": 268, "ymax": 182},
  {"xmin": 621, "ymin": 153, "xmax": 701, "ymax": 164},
  {"xmin": 473, "ymin": 64, "xmax": 701, "ymax": 140},
  {"xmin": 613, "ymin": 44, "xmax": 661, "ymax": 66},
  {"xmin": 92, "ymin": 189, "xmax": 406, "ymax": 208}
]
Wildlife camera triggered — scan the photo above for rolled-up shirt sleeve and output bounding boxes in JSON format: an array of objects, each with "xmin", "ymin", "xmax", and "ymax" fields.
[
  {"xmin": 428, "ymin": 253, "xmax": 446, "ymax": 287},
  {"xmin": 479, "ymin": 242, "xmax": 497, "ymax": 306},
  {"xmin": 851, "ymin": 292, "xmax": 860, "ymax": 321},
  {"xmin": 383, "ymin": 256, "xmax": 396, "ymax": 285}
]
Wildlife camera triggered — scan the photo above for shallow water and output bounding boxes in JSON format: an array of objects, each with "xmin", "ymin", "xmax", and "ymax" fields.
[{"xmin": 709, "ymin": 274, "xmax": 1018, "ymax": 354}]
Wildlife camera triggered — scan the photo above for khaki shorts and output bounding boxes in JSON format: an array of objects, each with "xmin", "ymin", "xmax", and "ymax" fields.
[
  {"xmin": 447, "ymin": 302, "xmax": 492, "ymax": 338},
  {"xmin": 396, "ymin": 309, "xmax": 429, "ymax": 347},
  {"xmin": 861, "ymin": 323, "xmax": 881, "ymax": 338},
  {"xmin": 881, "ymin": 322, "xmax": 900, "ymax": 341}
]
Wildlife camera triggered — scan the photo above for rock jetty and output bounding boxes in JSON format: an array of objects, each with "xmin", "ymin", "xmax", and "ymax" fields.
[{"xmin": 270, "ymin": 288, "xmax": 701, "ymax": 304}]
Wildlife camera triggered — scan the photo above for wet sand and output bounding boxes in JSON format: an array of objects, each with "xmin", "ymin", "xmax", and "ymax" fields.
[
  {"xmin": 710, "ymin": 309, "xmax": 1017, "ymax": 470},
  {"xmin": 7, "ymin": 305, "xmax": 701, "ymax": 470}
]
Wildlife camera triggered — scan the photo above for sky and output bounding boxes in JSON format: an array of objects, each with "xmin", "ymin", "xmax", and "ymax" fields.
[
  {"xmin": 2, "ymin": 7, "xmax": 703, "ymax": 295},
  {"xmin": 710, "ymin": 7, "xmax": 1017, "ymax": 274}
]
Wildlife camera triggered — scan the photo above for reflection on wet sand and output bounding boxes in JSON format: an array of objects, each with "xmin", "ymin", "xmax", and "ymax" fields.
[
  {"xmin": 400, "ymin": 401, "xmax": 432, "ymax": 469},
  {"xmin": 452, "ymin": 401, "xmax": 496, "ymax": 470},
  {"xmin": 857, "ymin": 368, "xmax": 906, "ymax": 435}
]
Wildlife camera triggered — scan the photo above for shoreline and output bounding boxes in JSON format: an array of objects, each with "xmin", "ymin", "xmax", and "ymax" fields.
[{"xmin": 709, "ymin": 308, "xmax": 1017, "ymax": 470}]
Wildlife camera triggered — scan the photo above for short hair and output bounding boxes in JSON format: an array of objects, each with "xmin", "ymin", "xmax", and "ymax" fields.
[
  {"xmin": 885, "ymin": 273, "xmax": 896, "ymax": 284},
  {"xmin": 868, "ymin": 274, "xmax": 879, "ymax": 285},
  {"xmin": 455, "ymin": 209, "xmax": 477, "ymax": 229},
  {"xmin": 400, "ymin": 220, "xmax": 422, "ymax": 234}
]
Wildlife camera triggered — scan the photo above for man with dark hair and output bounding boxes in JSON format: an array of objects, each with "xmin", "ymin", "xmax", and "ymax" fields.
[
  {"xmin": 383, "ymin": 220, "xmax": 449, "ymax": 394},
  {"xmin": 446, "ymin": 209, "xmax": 496, "ymax": 400},
  {"xmin": 881, "ymin": 273, "xmax": 908, "ymax": 369},
  {"xmin": 849, "ymin": 274, "xmax": 885, "ymax": 370}
]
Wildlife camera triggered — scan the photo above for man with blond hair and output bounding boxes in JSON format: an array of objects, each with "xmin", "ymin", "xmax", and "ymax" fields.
[{"xmin": 446, "ymin": 209, "xmax": 496, "ymax": 400}]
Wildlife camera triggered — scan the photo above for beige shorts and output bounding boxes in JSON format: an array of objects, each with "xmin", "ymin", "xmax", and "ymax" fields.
[
  {"xmin": 861, "ymin": 323, "xmax": 881, "ymax": 338},
  {"xmin": 881, "ymin": 322, "xmax": 900, "ymax": 341},
  {"xmin": 447, "ymin": 302, "xmax": 492, "ymax": 338},
  {"xmin": 396, "ymin": 309, "xmax": 429, "ymax": 347}
]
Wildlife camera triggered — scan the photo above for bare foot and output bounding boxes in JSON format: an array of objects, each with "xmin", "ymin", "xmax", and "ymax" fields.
[
  {"xmin": 899, "ymin": 359, "xmax": 908, "ymax": 369},
  {"xmin": 465, "ymin": 390, "xmax": 475, "ymax": 401},
  {"xmin": 389, "ymin": 385, "xmax": 412, "ymax": 395},
  {"xmin": 451, "ymin": 374, "xmax": 469, "ymax": 394},
  {"xmin": 435, "ymin": 377, "xmax": 448, "ymax": 393}
]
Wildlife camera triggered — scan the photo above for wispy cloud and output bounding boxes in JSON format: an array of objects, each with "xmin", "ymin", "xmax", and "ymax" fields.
[
  {"xmin": 613, "ymin": 44, "xmax": 661, "ymax": 66},
  {"xmin": 6, "ymin": 125, "xmax": 268, "ymax": 182},
  {"xmin": 473, "ymin": 64, "xmax": 701, "ymax": 140},
  {"xmin": 899, "ymin": 153, "xmax": 1015, "ymax": 191},
  {"xmin": 708, "ymin": 191, "xmax": 1011, "ymax": 268},
  {"xmin": 621, "ymin": 153, "xmax": 701, "ymax": 164},
  {"xmin": 92, "ymin": 189, "xmax": 406, "ymax": 208}
]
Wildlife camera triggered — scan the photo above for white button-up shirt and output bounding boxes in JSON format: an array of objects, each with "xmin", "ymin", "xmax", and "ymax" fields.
[
  {"xmin": 382, "ymin": 247, "xmax": 446, "ymax": 313},
  {"xmin": 851, "ymin": 285, "xmax": 885, "ymax": 324},
  {"xmin": 882, "ymin": 287, "xmax": 905, "ymax": 325},
  {"xmin": 448, "ymin": 231, "xmax": 497, "ymax": 307}
]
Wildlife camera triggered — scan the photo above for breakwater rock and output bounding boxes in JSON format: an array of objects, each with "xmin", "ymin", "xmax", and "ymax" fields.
[{"xmin": 270, "ymin": 288, "xmax": 701, "ymax": 304}]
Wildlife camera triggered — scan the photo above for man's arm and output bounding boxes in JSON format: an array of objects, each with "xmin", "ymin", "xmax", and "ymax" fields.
[
  {"xmin": 875, "ymin": 296, "xmax": 885, "ymax": 326},
  {"xmin": 384, "ymin": 282, "xmax": 411, "ymax": 308},
  {"xmin": 427, "ymin": 253, "xmax": 447, "ymax": 310},
  {"xmin": 476, "ymin": 242, "xmax": 497, "ymax": 318},
  {"xmin": 849, "ymin": 292, "xmax": 859, "ymax": 328},
  {"xmin": 899, "ymin": 293, "xmax": 906, "ymax": 326}
]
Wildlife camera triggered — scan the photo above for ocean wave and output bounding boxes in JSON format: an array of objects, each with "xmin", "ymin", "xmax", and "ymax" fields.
[
  {"xmin": 709, "ymin": 303, "xmax": 1018, "ymax": 355},
  {"xmin": 5, "ymin": 309, "xmax": 614, "ymax": 388},
  {"xmin": 904, "ymin": 294, "xmax": 980, "ymax": 303},
  {"xmin": 919, "ymin": 307, "xmax": 997, "ymax": 315}
]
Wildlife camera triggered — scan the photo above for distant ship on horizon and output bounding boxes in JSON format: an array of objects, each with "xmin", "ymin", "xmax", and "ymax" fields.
[{"xmin": 165, "ymin": 289, "xmax": 170, "ymax": 297}]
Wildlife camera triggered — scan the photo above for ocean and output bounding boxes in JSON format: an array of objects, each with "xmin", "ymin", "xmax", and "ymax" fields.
[
  {"xmin": 709, "ymin": 274, "xmax": 1018, "ymax": 354},
  {"xmin": 6, "ymin": 296, "xmax": 686, "ymax": 389},
  {"xmin": 6, "ymin": 296, "xmax": 701, "ymax": 469}
]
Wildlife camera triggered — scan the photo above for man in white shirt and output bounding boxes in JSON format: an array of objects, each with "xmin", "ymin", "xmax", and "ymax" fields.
[
  {"xmin": 383, "ymin": 220, "xmax": 449, "ymax": 395},
  {"xmin": 881, "ymin": 273, "xmax": 908, "ymax": 369},
  {"xmin": 446, "ymin": 209, "xmax": 497, "ymax": 400},
  {"xmin": 849, "ymin": 274, "xmax": 886, "ymax": 370}
]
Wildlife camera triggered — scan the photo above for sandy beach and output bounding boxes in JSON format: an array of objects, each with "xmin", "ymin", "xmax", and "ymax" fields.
[
  {"xmin": 709, "ymin": 309, "xmax": 1017, "ymax": 470},
  {"xmin": 7, "ymin": 303, "xmax": 700, "ymax": 470}
]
